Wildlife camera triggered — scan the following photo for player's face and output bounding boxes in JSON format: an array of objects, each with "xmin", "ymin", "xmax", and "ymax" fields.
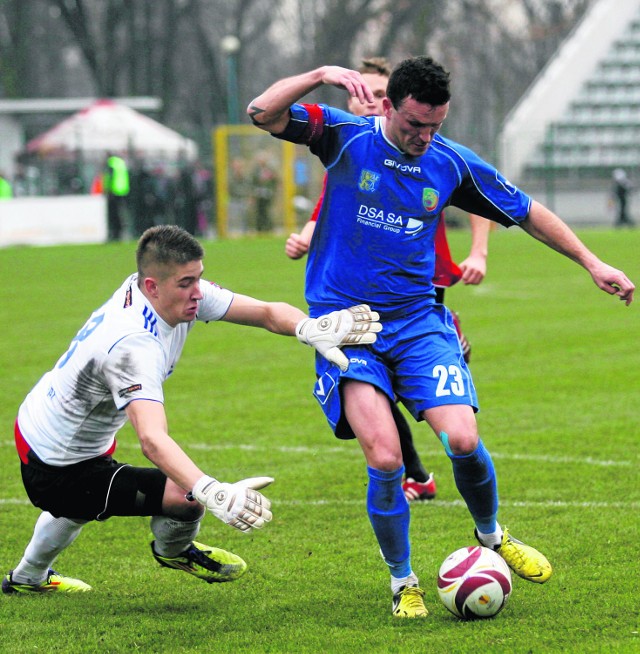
[
  {"xmin": 383, "ymin": 97, "xmax": 449, "ymax": 157},
  {"xmin": 347, "ymin": 72, "xmax": 388, "ymax": 117},
  {"xmin": 150, "ymin": 259, "xmax": 204, "ymax": 327}
]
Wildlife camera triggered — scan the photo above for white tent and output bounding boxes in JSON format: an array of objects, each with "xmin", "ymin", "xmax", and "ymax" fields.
[{"xmin": 25, "ymin": 99, "xmax": 198, "ymax": 160}]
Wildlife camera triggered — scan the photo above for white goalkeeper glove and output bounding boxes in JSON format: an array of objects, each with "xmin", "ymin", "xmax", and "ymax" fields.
[
  {"xmin": 295, "ymin": 304, "xmax": 382, "ymax": 372},
  {"xmin": 192, "ymin": 475, "xmax": 273, "ymax": 533}
]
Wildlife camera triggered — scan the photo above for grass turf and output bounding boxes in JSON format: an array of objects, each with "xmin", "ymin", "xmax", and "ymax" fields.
[{"xmin": 0, "ymin": 227, "xmax": 638, "ymax": 653}]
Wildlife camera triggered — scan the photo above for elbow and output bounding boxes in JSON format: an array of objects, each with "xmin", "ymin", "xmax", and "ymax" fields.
[
  {"xmin": 247, "ymin": 98, "xmax": 268, "ymax": 127},
  {"xmin": 137, "ymin": 431, "xmax": 159, "ymax": 464},
  {"xmin": 246, "ymin": 101, "xmax": 288, "ymax": 134}
]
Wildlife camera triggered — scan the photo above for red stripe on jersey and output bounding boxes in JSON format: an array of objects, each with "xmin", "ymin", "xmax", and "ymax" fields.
[
  {"xmin": 433, "ymin": 213, "xmax": 462, "ymax": 288},
  {"xmin": 310, "ymin": 174, "xmax": 328, "ymax": 223}
]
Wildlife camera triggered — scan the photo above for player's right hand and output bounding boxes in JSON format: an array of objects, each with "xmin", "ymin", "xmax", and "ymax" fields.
[
  {"xmin": 192, "ymin": 475, "xmax": 273, "ymax": 533},
  {"xmin": 285, "ymin": 232, "xmax": 309, "ymax": 259},
  {"xmin": 295, "ymin": 304, "xmax": 382, "ymax": 371}
]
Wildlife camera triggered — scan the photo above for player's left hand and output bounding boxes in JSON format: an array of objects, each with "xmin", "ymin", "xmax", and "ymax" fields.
[
  {"xmin": 192, "ymin": 475, "xmax": 274, "ymax": 533},
  {"xmin": 590, "ymin": 262, "xmax": 635, "ymax": 305},
  {"xmin": 296, "ymin": 304, "xmax": 382, "ymax": 371},
  {"xmin": 285, "ymin": 233, "xmax": 309, "ymax": 259},
  {"xmin": 458, "ymin": 254, "xmax": 487, "ymax": 285}
]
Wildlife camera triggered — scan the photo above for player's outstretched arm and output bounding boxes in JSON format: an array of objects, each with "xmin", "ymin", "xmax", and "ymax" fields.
[
  {"xmin": 126, "ymin": 400, "xmax": 273, "ymax": 533},
  {"xmin": 520, "ymin": 200, "xmax": 635, "ymax": 305},
  {"xmin": 248, "ymin": 66, "xmax": 374, "ymax": 134},
  {"xmin": 459, "ymin": 214, "xmax": 491, "ymax": 285},
  {"xmin": 223, "ymin": 295, "xmax": 382, "ymax": 371}
]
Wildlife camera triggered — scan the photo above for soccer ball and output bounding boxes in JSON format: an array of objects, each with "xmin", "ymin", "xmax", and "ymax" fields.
[{"xmin": 437, "ymin": 546, "xmax": 512, "ymax": 620}]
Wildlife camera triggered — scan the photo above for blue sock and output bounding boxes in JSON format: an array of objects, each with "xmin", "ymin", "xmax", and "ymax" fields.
[
  {"xmin": 366, "ymin": 465, "xmax": 411, "ymax": 579},
  {"xmin": 447, "ymin": 438, "xmax": 498, "ymax": 534}
]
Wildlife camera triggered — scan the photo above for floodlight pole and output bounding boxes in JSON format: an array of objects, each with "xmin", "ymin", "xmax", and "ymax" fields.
[{"xmin": 221, "ymin": 35, "xmax": 241, "ymax": 125}]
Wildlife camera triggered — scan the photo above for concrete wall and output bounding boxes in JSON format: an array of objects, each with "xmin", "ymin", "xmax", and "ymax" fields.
[
  {"xmin": 446, "ymin": 186, "xmax": 629, "ymax": 227},
  {"xmin": 0, "ymin": 195, "xmax": 107, "ymax": 247},
  {"xmin": 526, "ymin": 188, "xmax": 621, "ymax": 226}
]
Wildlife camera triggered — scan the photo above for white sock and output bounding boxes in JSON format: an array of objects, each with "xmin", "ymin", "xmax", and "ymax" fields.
[
  {"xmin": 150, "ymin": 516, "xmax": 201, "ymax": 557},
  {"xmin": 12, "ymin": 512, "xmax": 85, "ymax": 585},
  {"xmin": 390, "ymin": 571, "xmax": 419, "ymax": 594},
  {"xmin": 476, "ymin": 524, "xmax": 504, "ymax": 550}
]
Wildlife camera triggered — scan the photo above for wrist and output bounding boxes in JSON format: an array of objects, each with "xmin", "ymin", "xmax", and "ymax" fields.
[
  {"xmin": 191, "ymin": 475, "xmax": 218, "ymax": 503},
  {"xmin": 295, "ymin": 317, "xmax": 311, "ymax": 344}
]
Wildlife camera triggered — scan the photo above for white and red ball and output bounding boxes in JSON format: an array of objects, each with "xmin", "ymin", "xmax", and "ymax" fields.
[{"xmin": 437, "ymin": 546, "xmax": 512, "ymax": 619}]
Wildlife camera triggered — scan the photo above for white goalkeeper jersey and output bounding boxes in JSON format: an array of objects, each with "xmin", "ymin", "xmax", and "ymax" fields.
[{"xmin": 18, "ymin": 273, "xmax": 233, "ymax": 466}]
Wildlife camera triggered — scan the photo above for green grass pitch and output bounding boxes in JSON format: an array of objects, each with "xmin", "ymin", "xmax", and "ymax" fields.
[{"xmin": 0, "ymin": 227, "xmax": 638, "ymax": 653}]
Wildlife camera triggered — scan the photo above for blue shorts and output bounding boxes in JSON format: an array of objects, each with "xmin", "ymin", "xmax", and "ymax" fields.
[{"xmin": 312, "ymin": 304, "xmax": 478, "ymax": 439}]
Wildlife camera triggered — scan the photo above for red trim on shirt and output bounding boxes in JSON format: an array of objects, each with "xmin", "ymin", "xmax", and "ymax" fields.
[
  {"xmin": 14, "ymin": 419, "xmax": 117, "ymax": 464},
  {"xmin": 14, "ymin": 420, "xmax": 29, "ymax": 464}
]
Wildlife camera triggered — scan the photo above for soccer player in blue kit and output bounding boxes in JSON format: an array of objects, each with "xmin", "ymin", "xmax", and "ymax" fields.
[{"xmin": 248, "ymin": 56, "xmax": 635, "ymax": 618}]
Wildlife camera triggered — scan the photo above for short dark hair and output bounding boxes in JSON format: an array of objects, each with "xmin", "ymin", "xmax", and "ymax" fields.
[
  {"xmin": 359, "ymin": 57, "xmax": 392, "ymax": 77},
  {"xmin": 386, "ymin": 56, "xmax": 451, "ymax": 110},
  {"xmin": 136, "ymin": 225, "xmax": 204, "ymax": 280}
]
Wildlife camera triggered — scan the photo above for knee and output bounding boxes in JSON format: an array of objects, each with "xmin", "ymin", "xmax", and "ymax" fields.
[
  {"xmin": 162, "ymin": 480, "xmax": 205, "ymax": 521},
  {"xmin": 164, "ymin": 498, "xmax": 204, "ymax": 522},
  {"xmin": 438, "ymin": 429, "xmax": 478, "ymax": 457},
  {"xmin": 361, "ymin": 438, "xmax": 404, "ymax": 471}
]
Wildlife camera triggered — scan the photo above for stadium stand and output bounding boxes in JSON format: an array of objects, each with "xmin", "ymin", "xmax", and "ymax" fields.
[{"xmin": 499, "ymin": 0, "xmax": 640, "ymax": 190}]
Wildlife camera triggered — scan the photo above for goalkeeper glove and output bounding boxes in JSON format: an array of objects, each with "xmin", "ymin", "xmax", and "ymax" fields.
[
  {"xmin": 295, "ymin": 304, "xmax": 381, "ymax": 372},
  {"xmin": 192, "ymin": 475, "xmax": 273, "ymax": 533}
]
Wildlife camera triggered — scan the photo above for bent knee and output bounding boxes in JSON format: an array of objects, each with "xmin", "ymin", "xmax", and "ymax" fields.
[
  {"xmin": 162, "ymin": 480, "xmax": 205, "ymax": 520},
  {"xmin": 437, "ymin": 430, "xmax": 479, "ymax": 457}
]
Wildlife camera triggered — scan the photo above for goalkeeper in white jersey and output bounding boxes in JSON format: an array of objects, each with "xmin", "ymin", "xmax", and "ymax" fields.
[{"xmin": 3, "ymin": 224, "xmax": 380, "ymax": 594}]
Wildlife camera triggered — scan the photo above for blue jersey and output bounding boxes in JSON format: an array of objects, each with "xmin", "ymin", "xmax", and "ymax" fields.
[{"xmin": 277, "ymin": 103, "xmax": 532, "ymax": 316}]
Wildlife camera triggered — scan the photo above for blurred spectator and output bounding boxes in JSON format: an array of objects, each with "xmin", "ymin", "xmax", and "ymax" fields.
[
  {"xmin": 13, "ymin": 161, "xmax": 41, "ymax": 197},
  {"xmin": 129, "ymin": 159, "xmax": 157, "ymax": 237},
  {"xmin": 193, "ymin": 161, "xmax": 213, "ymax": 237},
  {"xmin": 175, "ymin": 160, "xmax": 198, "ymax": 235},
  {"xmin": 0, "ymin": 171, "xmax": 13, "ymax": 199},
  {"xmin": 611, "ymin": 168, "xmax": 635, "ymax": 227},
  {"xmin": 150, "ymin": 164, "xmax": 174, "ymax": 226},
  {"xmin": 229, "ymin": 157, "xmax": 250, "ymax": 233},
  {"xmin": 252, "ymin": 151, "xmax": 277, "ymax": 232},
  {"xmin": 103, "ymin": 153, "xmax": 130, "ymax": 241},
  {"xmin": 57, "ymin": 159, "xmax": 85, "ymax": 195}
]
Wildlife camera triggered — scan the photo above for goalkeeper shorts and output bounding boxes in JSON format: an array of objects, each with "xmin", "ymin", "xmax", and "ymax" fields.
[{"xmin": 16, "ymin": 423, "xmax": 166, "ymax": 521}]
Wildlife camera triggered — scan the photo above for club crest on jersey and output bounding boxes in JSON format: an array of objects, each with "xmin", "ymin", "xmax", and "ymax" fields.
[
  {"xmin": 422, "ymin": 187, "xmax": 439, "ymax": 212},
  {"xmin": 359, "ymin": 169, "xmax": 380, "ymax": 192}
]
